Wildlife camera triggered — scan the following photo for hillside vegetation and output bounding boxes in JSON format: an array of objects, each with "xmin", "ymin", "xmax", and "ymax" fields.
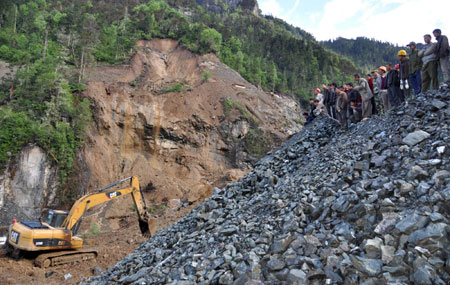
[
  {"xmin": 0, "ymin": 0, "xmax": 358, "ymax": 192},
  {"xmin": 322, "ymin": 37, "xmax": 405, "ymax": 71}
]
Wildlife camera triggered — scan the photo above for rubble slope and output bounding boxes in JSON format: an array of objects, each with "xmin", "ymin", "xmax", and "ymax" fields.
[{"xmin": 89, "ymin": 88, "xmax": 449, "ymax": 284}]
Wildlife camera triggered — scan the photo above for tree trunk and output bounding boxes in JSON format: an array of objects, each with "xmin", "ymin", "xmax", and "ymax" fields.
[
  {"xmin": 79, "ymin": 50, "xmax": 84, "ymax": 82},
  {"xmin": 43, "ymin": 26, "xmax": 49, "ymax": 59},
  {"xmin": 13, "ymin": 4, "xmax": 17, "ymax": 33},
  {"xmin": 123, "ymin": 6, "xmax": 128, "ymax": 32},
  {"xmin": 9, "ymin": 85, "xmax": 14, "ymax": 100}
]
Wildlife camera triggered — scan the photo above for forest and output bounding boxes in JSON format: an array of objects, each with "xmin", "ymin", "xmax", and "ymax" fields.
[
  {"xmin": 0, "ymin": 0, "xmax": 359, "ymax": 193},
  {"xmin": 322, "ymin": 37, "xmax": 405, "ymax": 71}
]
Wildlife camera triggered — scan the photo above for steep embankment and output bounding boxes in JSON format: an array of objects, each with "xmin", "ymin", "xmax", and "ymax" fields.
[
  {"xmin": 90, "ymin": 88, "xmax": 449, "ymax": 284},
  {"xmin": 77, "ymin": 38, "xmax": 301, "ymax": 234}
]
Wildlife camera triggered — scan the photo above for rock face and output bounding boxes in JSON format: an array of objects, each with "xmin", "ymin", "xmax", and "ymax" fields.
[
  {"xmin": 88, "ymin": 88, "xmax": 450, "ymax": 284},
  {"xmin": 79, "ymin": 39, "xmax": 300, "ymax": 233},
  {"xmin": 0, "ymin": 145, "xmax": 58, "ymax": 231}
]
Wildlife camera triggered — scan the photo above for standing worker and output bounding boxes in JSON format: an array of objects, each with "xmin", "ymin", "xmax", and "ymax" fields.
[
  {"xmin": 407, "ymin": 42, "xmax": 422, "ymax": 96},
  {"xmin": 314, "ymin": 88, "xmax": 324, "ymax": 104},
  {"xmin": 419, "ymin": 34, "xmax": 439, "ymax": 91},
  {"xmin": 386, "ymin": 63, "xmax": 402, "ymax": 107},
  {"xmin": 432, "ymin": 29, "xmax": 450, "ymax": 86},
  {"xmin": 354, "ymin": 74, "xmax": 373, "ymax": 120},
  {"xmin": 398, "ymin": 50, "xmax": 410, "ymax": 98},
  {"xmin": 376, "ymin": 66, "xmax": 390, "ymax": 113},
  {"xmin": 336, "ymin": 86, "xmax": 348, "ymax": 130},
  {"xmin": 366, "ymin": 73, "xmax": 378, "ymax": 115}
]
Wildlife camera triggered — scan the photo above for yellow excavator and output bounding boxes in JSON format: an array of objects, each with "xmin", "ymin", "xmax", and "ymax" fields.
[{"xmin": 3, "ymin": 176, "xmax": 157, "ymax": 267}]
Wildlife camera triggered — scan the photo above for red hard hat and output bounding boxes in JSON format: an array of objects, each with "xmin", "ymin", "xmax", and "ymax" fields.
[{"xmin": 314, "ymin": 88, "xmax": 320, "ymax": 92}]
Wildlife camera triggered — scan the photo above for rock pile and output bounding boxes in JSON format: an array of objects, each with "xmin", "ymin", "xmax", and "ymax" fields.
[{"xmin": 89, "ymin": 89, "xmax": 449, "ymax": 284}]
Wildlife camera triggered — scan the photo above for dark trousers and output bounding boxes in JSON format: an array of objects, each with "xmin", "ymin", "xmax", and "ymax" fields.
[
  {"xmin": 350, "ymin": 110, "xmax": 362, "ymax": 123},
  {"xmin": 330, "ymin": 105, "xmax": 337, "ymax": 119},
  {"xmin": 409, "ymin": 70, "xmax": 422, "ymax": 96},
  {"xmin": 325, "ymin": 104, "xmax": 331, "ymax": 117},
  {"xmin": 400, "ymin": 81, "xmax": 410, "ymax": 99},
  {"xmin": 422, "ymin": 61, "xmax": 439, "ymax": 92},
  {"xmin": 371, "ymin": 96, "xmax": 378, "ymax": 115},
  {"xmin": 388, "ymin": 87, "xmax": 401, "ymax": 107},
  {"xmin": 440, "ymin": 56, "xmax": 450, "ymax": 85},
  {"xmin": 305, "ymin": 115, "xmax": 314, "ymax": 125},
  {"xmin": 337, "ymin": 110, "xmax": 348, "ymax": 129}
]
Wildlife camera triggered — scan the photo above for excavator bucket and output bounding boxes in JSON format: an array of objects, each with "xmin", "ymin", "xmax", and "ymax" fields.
[{"xmin": 139, "ymin": 217, "xmax": 157, "ymax": 238}]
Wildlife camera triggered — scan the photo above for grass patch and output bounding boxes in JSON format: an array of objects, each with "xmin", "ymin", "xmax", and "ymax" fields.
[
  {"xmin": 223, "ymin": 98, "xmax": 260, "ymax": 126},
  {"xmin": 243, "ymin": 128, "xmax": 270, "ymax": 158},
  {"xmin": 161, "ymin": 82, "xmax": 185, "ymax": 93},
  {"xmin": 148, "ymin": 204, "xmax": 167, "ymax": 215},
  {"xmin": 202, "ymin": 71, "xmax": 212, "ymax": 83},
  {"xmin": 89, "ymin": 223, "xmax": 102, "ymax": 236}
]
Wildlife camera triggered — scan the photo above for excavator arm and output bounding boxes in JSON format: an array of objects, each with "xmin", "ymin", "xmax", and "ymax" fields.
[{"xmin": 60, "ymin": 176, "xmax": 155, "ymax": 237}]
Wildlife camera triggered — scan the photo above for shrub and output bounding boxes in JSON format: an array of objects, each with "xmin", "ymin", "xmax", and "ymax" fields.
[
  {"xmin": 163, "ymin": 82, "xmax": 185, "ymax": 93},
  {"xmin": 202, "ymin": 71, "xmax": 212, "ymax": 83}
]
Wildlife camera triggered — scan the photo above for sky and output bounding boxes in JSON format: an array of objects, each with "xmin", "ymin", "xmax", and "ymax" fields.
[{"xmin": 258, "ymin": 0, "xmax": 450, "ymax": 46}]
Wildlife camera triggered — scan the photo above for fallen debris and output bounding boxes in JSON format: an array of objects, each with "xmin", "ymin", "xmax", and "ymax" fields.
[{"xmin": 89, "ymin": 88, "xmax": 449, "ymax": 284}]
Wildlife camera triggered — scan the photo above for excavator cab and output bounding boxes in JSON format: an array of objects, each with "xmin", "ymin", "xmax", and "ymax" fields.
[{"xmin": 44, "ymin": 210, "xmax": 69, "ymax": 228}]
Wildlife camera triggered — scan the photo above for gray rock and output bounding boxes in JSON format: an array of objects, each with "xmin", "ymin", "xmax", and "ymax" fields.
[
  {"xmin": 400, "ymin": 182, "xmax": 414, "ymax": 194},
  {"xmin": 375, "ymin": 212, "xmax": 399, "ymax": 235},
  {"xmin": 364, "ymin": 238, "xmax": 382, "ymax": 256},
  {"xmin": 218, "ymin": 272, "xmax": 234, "ymax": 284},
  {"xmin": 402, "ymin": 130, "xmax": 431, "ymax": 146},
  {"xmin": 395, "ymin": 213, "xmax": 429, "ymax": 234},
  {"xmin": 354, "ymin": 162, "xmax": 370, "ymax": 171},
  {"xmin": 118, "ymin": 267, "xmax": 149, "ymax": 284},
  {"xmin": 220, "ymin": 227, "xmax": 237, "ymax": 236},
  {"xmin": 433, "ymin": 170, "xmax": 449, "ymax": 187},
  {"xmin": 287, "ymin": 269, "xmax": 307, "ymax": 283},
  {"xmin": 267, "ymin": 257, "xmax": 286, "ymax": 271},
  {"xmin": 411, "ymin": 165, "xmax": 429, "ymax": 180},
  {"xmin": 408, "ymin": 223, "xmax": 448, "ymax": 244},
  {"xmin": 350, "ymin": 256, "xmax": 383, "ymax": 276},
  {"xmin": 431, "ymin": 99, "xmax": 446, "ymax": 109},
  {"xmin": 272, "ymin": 236, "xmax": 293, "ymax": 254},
  {"xmin": 413, "ymin": 268, "xmax": 433, "ymax": 285},
  {"xmin": 380, "ymin": 245, "xmax": 395, "ymax": 265}
]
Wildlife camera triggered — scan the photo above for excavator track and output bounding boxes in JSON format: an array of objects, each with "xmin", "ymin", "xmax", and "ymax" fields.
[{"xmin": 34, "ymin": 249, "xmax": 98, "ymax": 268}]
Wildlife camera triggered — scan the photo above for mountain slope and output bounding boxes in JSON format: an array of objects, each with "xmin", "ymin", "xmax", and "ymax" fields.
[
  {"xmin": 322, "ymin": 37, "xmax": 405, "ymax": 71},
  {"xmin": 0, "ymin": 0, "xmax": 358, "ymax": 204}
]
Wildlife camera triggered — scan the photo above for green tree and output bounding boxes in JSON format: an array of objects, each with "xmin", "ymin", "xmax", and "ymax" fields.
[{"xmin": 199, "ymin": 28, "xmax": 222, "ymax": 54}]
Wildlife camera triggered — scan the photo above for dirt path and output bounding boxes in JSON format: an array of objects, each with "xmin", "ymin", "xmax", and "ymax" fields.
[{"xmin": 0, "ymin": 202, "xmax": 200, "ymax": 284}]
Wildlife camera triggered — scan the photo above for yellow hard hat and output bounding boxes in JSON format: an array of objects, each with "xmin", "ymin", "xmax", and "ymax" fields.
[{"xmin": 398, "ymin": 50, "xmax": 407, "ymax": 56}]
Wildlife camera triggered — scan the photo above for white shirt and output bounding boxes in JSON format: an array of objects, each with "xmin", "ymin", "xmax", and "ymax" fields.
[{"xmin": 316, "ymin": 93, "xmax": 324, "ymax": 104}]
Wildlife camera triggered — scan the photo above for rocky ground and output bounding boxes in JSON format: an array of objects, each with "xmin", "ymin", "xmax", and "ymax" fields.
[{"xmin": 89, "ymin": 88, "xmax": 449, "ymax": 284}]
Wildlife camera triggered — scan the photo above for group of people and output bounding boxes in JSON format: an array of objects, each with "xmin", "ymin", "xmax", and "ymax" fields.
[{"xmin": 304, "ymin": 29, "xmax": 450, "ymax": 129}]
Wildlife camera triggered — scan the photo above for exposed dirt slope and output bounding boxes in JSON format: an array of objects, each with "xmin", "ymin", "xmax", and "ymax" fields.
[
  {"xmin": 78, "ymin": 38, "xmax": 301, "ymax": 233},
  {"xmin": 0, "ymin": 38, "xmax": 301, "ymax": 284}
]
